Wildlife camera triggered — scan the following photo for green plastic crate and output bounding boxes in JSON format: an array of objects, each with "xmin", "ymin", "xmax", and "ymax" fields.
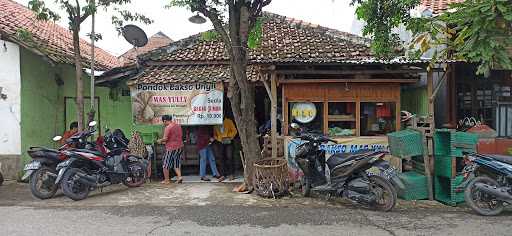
[
  {"xmin": 434, "ymin": 129, "xmax": 478, "ymax": 157},
  {"xmin": 434, "ymin": 175, "xmax": 465, "ymax": 206},
  {"xmin": 398, "ymin": 171, "xmax": 429, "ymax": 200},
  {"xmin": 388, "ymin": 129, "xmax": 424, "ymax": 158},
  {"xmin": 453, "ymin": 132, "xmax": 478, "ymax": 156}
]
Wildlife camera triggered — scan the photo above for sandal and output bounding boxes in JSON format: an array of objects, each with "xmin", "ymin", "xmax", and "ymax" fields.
[
  {"xmin": 177, "ymin": 178, "xmax": 183, "ymax": 184},
  {"xmin": 201, "ymin": 177, "xmax": 211, "ymax": 182},
  {"xmin": 216, "ymin": 176, "xmax": 225, "ymax": 182},
  {"xmin": 160, "ymin": 180, "xmax": 171, "ymax": 185}
]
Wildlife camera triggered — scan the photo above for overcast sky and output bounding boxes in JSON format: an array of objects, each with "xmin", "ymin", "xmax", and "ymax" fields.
[{"xmin": 15, "ymin": 0, "xmax": 357, "ymax": 56}]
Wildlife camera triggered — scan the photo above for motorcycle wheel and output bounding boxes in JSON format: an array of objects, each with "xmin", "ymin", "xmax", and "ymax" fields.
[
  {"xmin": 61, "ymin": 168, "xmax": 90, "ymax": 201},
  {"xmin": 464, "ymin": 176, "xmax": 504, "ymax": 216},
  {"xmin": 29, "ymin": 167, "xmax": 58, "ymax": 200},
  {"xmin": 123, "ymin": 162, "xmax": 146, "ymax": 188},
  {"xmin": 0, "ymin": 171, "xmax": 3, "ymax": 186},
  {"xmin": 368, "ymin": 175, "xmax": 397, "ymax": 212},
  {"xmin": 299, "ymin": 176, "xmax": 311, "ymax": 197}
]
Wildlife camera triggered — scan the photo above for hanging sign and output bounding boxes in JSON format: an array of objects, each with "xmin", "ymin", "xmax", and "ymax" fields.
[
  {"xmin": 291, "ymin": 102, "xmax": 317, "ymax": 123},
  {"xmin": 132, "ymin": 82, "xmax": 224, "ymax": 125}
]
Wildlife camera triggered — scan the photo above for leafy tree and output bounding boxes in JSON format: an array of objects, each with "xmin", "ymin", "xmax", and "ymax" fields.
[
  {"xmin": 28, "ymin": 0, "xmax": 152, "ymax": 130},
  {"xmin": 351, "ymin": 0, "xmax": 419, "ymax": 59},
  {"xmin": 168, "ymin": 0, "xmax": 271, "ymax": 189},
  {"xmin": 352, "ymin": 0, "xmax": 512, "ymax": 76}
]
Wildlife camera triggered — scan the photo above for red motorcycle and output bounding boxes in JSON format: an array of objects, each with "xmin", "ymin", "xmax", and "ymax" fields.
[
  {"xmin": 23, "ymin": 125, "xmax": 97, "ymax": 199},
  {"xmin": 55, "ymin": 123, "xmax": 148, "ymax": 201}
]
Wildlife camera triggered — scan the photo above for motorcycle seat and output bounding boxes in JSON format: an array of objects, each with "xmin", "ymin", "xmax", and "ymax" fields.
[
  {"xmin": 487, "ymin": 154, "xmax": 512, "ymax": 165},
  {"xmin": 327, "ymin": 150, "xmax": 373, "ymax": 169}
]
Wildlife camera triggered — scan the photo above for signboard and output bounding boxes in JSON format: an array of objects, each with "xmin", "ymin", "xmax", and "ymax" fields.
[
  {"xmin": 132, "ymin": 82, "xmax": 223, "ymax": 125},
  {"xmin": 290, "ymin": 102, "xmax": 317, "ymax": 123},
  {"xmin": 320, "ymin": 137, "xmax": 389, "ymax": 154}
]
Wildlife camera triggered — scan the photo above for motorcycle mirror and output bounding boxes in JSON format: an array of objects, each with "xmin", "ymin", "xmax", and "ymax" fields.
[
  {"xmin": 290, "ymin": 123, "xmax": 300, "ymax": 130},
  {"xmin": 89, "ymin": 121, "xmax": 97, "ymax": 127},
  {"xmin": 52, "ymin": 136, "xmax": 62, "ymax": 142}
]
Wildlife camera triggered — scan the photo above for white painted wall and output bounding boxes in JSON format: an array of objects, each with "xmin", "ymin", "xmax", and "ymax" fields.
[{"xmin": 0, "ymin": 40, "xmax": 21, "ymax": 155}]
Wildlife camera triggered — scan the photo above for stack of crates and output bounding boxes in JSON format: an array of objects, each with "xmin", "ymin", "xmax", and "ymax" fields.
[
  {"xmin": 397, "ymin": 171, "xmax": 429, "ymax": 200},
  {"xmin": 433, "ymin": 129, "xmax": 478, "ymax": 206},
  {"xmin": 388, "ymin": 129, "xmax": 429, "ymax": 200}
]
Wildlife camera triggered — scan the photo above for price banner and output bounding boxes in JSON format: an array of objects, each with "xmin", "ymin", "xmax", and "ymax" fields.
[{"xmin": 132, "ymin": 82, "xmax": 224, "ymax": 125}]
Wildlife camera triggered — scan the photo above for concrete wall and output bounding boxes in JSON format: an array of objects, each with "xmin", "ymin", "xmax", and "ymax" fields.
[
  {"xmin": 0, "ymin": 40, "xmax": 22, "ymax": 179},
  {"xmin": 18, "ymin": 48, "xmax": 133, "ymax": 177}
]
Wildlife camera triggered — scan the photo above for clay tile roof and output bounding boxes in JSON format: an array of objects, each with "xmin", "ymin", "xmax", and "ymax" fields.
[
  {"xmin": 119, "ymin": 32, "xmax": 173, "ymax": 65},
  {"xmin": 145, "ymin": 12, "xmax": 372, "ymax": 64},
  {"xmin": 132, "ymin": 64, "xmax": 260, "ymax": 85},
  {"xmin": 420, "ymin": 0, "xmax": 465, "ymax": 14},
  {"xmin": 0, "ymin": 0, "xmax": 120, "ymax": 70}
]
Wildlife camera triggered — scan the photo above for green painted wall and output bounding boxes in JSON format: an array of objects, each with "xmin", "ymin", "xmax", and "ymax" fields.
[
  {"xmin": 19, "ymin": 48, "xmax": 133, "ymax": 169},
  {"xmin": 401, "ymin": 87, "xmax": 428, "ymax": 117}
]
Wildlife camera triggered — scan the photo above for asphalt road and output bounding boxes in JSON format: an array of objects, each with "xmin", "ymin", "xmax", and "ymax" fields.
[
  {"xmin": 2, "ymin": 181, "xmax": 512, "ymax": 236},
  {"xmin": 2, "ymin": 204, "xmax": 512, "ymax": 236}
]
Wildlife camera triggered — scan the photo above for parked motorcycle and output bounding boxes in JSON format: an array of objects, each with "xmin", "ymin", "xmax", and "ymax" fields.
[
  {"xmin": 22, "ymin": 122, "xmax": 98, "ymax": 199},
  {"xmin": 291, "ymin": 123, "xmax": 400, "ymax": 211},
  {"xmin": 55, "ymin": 124, "xmax": 148, "ymax": 201},
  {"xmin": 460, "ymin": 152, "xmax": 512, "ymax": 216}
]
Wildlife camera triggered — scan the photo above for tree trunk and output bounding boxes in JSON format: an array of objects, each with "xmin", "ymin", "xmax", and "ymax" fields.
[
  {"xmin": 226, "ymin": 4, "xmax": 261, "ymax": 189},
  {"xmin": 88, "ymin": 2, "xmax": 96, "ymax": 124},
  {"xmin": 72, "ymin": 27, "xmax": 84, "ymax": 131}
]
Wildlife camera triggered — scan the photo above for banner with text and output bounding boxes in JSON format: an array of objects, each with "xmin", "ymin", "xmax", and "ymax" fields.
[{"xmin": 132, "ymin": 82, "xmax": 224, "ymax": 125}]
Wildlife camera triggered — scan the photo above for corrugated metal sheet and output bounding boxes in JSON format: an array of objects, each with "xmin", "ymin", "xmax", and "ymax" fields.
[{"xmin": 401, "ymin": 87, "xmax": 428, "ymax": 116}]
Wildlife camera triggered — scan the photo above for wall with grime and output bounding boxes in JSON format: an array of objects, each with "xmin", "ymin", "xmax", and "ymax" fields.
[
  {"xmin": 0, "ymin": 40, "xmax": 22, "ymax": 179},
  {"xmin": 0, "ymin": 40, "xmax": 21, "ymax": 155},
  {"xmin": 19, "ymin": 48, "xmax": 133, "ymax": 174}
]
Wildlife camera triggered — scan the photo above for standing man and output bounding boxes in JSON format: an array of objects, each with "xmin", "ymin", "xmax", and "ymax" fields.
[
  {"xmin": 157, "ymin": 115, "xmax": 184, "ymax": 185},
  {"xmin": 213, "ymin": 117, "xmax": 238, "ymax": 180},
  {"xmin": 196, "ymin": 126, "xmax": 225, "ymax": 182}
]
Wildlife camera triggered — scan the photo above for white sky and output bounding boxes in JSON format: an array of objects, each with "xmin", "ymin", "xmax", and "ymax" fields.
[{"xmin": 14, "ymin": 0, "xmax": 357, "ymax": 56}]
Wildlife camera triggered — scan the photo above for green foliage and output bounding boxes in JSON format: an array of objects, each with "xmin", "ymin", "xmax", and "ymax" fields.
[
  {"xmin": 409, "ymin": 0, "xmax": 512, "ymax": 76},
  {"xmin": 248, "ymin": 17, "xmax": 264, "ymax": 49},
  {"xmin": 352, "ymin": 0, "xmax": 420, "ymax": 59},
  {"xmin": 15, "ymin": 28, "xmax": 34, "ymax": 42},
  {"xmin": 200, "ymin": 31, "xmax": 220, "ymax": 41}
]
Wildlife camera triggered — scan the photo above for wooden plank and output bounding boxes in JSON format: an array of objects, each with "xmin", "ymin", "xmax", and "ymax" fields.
[
  {"xmin": 271, "ymin": 73, "xmax": 278, "ymax": 159},
  {"xmin": 323, "ymin": 102, "xmax": 329, "ymax": 135},
  {"xmin": 283, "ymin": 84, "xmax": 289, "ymax": 135},
  {"xmin": 356, "ymin": 101, "xmax": 361, "ymax": 136},
  {"xmin": 275, "ymin": 69, "xmax": 424, "ymax": 75},
  {"xmin": 425, "ymin": 70, "xmax": 435, "ymax": 200},
  {"xmin": 280, "ymin": 79, "xmax": 419, "ymax": 84}
]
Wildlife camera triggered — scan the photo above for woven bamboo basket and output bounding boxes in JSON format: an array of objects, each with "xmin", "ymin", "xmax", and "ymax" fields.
[{"xmin": 253, "ymin": 158, "xmax": 289, "ymax": 198}]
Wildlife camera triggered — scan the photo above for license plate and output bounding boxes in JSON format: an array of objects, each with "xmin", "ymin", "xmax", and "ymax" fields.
[{"xmin": 24, "ymin": 161, "xmax": 41, "ymax": 171}]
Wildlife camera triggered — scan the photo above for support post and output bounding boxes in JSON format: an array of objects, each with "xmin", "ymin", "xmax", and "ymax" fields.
[
  {"xmin": 270, "ymin": 73, "xmax": 278, "ymax": 159},
  {"xmin": 425, "ymin": 70, "xmax": 435, "ymax": 200}
]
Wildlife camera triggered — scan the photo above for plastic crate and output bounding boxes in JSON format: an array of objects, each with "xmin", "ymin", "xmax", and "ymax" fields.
[
  {"xmin": 398, "ymin": 171, "xmax": 429, "ymax": 200},
  {"xmin": 434, "ymin": 129, "xmax": 478, "ymax": 157},
  {"xmin": 388, "ymin": 129, "xmax": 424, "ymax": 158},
  {"xmin": 434, "ymin": 155, "xmax": 465, "ymax": 178},
  {"xmin": 434, "ymin": 175, "xmax": 465, "ymax": 206},
  {"xmin": 453, "ymin": 132, "xmax": 478, "ymax": 156}
]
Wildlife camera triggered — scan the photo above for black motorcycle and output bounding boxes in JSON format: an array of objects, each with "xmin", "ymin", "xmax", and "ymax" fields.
[
  {"xmin": 22, "ymin": 124, "xmax": 97, "ymax": 199},
  {"xmin": 291, "ymin": 124, "xmax": 400, "ymax": 211},
  {"xmin": 55, "ymin": 127, "xmax": 148, "ymax": 201},
  {"xmin": 459, "ymin": 152, "xmax": 512, "ymax": 216}
]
